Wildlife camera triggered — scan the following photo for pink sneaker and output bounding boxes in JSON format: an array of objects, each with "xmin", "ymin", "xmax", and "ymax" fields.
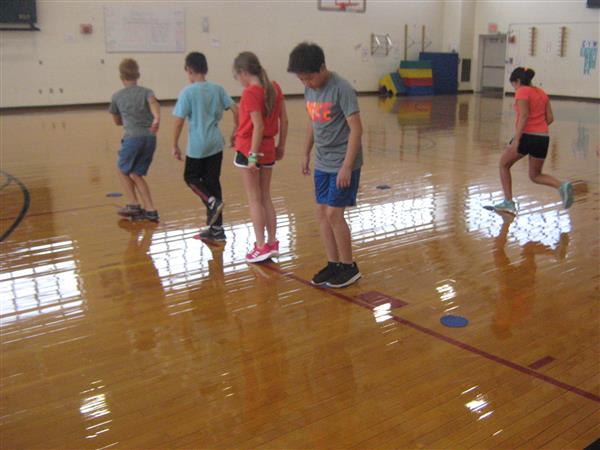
[
  {"xmin": 246, "ymin": 243, "xmax": 272, "ymax": 263},
  {"xmin": 267, "ymin": 240, "xmax": 279, "ymax": 257}
]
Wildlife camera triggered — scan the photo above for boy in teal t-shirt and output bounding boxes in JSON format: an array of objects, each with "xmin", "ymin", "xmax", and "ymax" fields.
[{"xmin": 173, "ymin": 52, "xmax": 238, "ymax": 241}]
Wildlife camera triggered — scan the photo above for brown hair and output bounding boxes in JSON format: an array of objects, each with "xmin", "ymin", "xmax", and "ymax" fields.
[
  {"xmin": 233, "ymin": 52, "xmax": 276, "ymax": 116},
  {"xmin": 119, "ymin": 58, "xmax": 140, "ymax": 81}
]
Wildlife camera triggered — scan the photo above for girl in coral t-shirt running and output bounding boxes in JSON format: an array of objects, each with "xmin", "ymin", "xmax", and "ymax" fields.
[
  {"xmin": 233, "ymin": 52, "xmax": 288, "ymax": 263},
  {"xmin": 495, "ymin": 67, "xmax": 573, "ymax": 215}
]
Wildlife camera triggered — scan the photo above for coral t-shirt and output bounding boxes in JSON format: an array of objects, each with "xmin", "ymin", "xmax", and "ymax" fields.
[
  {"xmin": 235, "ymin": 81, "xmax": 283, "ymax": 164},
  {"xmin": 514, "ymin": 86, "xmax": 549, "ymax": 134}
]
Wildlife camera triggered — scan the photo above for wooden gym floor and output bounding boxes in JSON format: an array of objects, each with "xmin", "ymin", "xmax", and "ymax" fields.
[{"xmin": 1, "ymin": 94, "xmax": 599, "ymax": 449}]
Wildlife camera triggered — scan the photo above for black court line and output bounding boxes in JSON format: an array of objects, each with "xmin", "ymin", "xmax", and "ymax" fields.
[
  {"xmin": 0, "ymin": 171, "xmax": 30, "ymax": 242},
  {"xmin": 584, "ymin": 438, "xmax": 600, "ymax": 450},
  {"xmin": 260, "ymin": 263, "xmax": 600, "ymax": 404},
  {"xmin": 0, "ymin": 173, "xmax": 12, "ymax": 192}
]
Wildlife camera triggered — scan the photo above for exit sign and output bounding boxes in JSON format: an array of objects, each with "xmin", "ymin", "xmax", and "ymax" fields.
[{"xmin": 488, "ymin": 23, "xmax": 498, "ymax": 33}]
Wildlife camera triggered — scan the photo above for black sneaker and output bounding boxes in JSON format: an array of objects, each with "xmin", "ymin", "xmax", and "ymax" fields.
[
  {"xmin": 118, "ymin": 204, "xmax": 142, "ymax": 217},
  {"xmin": 311, "ymin": 262, "xmax": 340, "ymax": 286},
  {"xmin": 197, "ymin": 227, "xmax": 226, "ymax": 242},
  {"xmin": 326, "ymin": 262, "xmax": 361, "ymax": 288},
  {"xmin": 206, "ymin": 197, "xmax": 224, "ymax": 226}
]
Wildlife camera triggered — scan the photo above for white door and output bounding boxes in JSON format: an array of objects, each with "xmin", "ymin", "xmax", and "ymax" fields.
[{"xmin": 481, "ymin": 35, "xmax": 507, "ymax": 90}]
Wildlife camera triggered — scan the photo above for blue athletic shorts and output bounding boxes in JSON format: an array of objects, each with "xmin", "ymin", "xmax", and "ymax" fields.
[
  {"xmin": 314, "ymin": 168, "xmax": 361, "ymax": 207},
  {"xmin": 117, "ymin": 135, "xmax": 156, "ymax": 176}
]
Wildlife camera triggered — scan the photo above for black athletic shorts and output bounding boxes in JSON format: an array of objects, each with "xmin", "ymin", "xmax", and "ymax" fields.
[
  {"xmin": 234, "ymin": 151, "xmax": 275, "ymax": 168},
  {"xmin": 514, "ymin": 133, "xmax": 550, "ymax": 159}
]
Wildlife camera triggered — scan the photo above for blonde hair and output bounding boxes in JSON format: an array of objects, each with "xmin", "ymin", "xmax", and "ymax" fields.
[
  {"xmin": 119, "ymin": 58, "xmax": 140, "ymax": 81},
  {"xmin": 233, "ymin": 52, "xmax": 276, "ymax": 116}
]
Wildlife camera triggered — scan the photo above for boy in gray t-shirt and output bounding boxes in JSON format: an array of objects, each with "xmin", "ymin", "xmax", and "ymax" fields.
[
  {"xmin": 109, "ymin": 58, "xmax": 160, "ymax": 222},
  {"xmin": 288, "ymin": 42, "xmax": 363, "ymax": 288}
]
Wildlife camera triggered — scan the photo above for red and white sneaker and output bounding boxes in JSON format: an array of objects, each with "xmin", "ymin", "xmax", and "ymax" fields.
[
  {"xmin": 245, "ymin": 243, "xmax": 272, "ymax": 263},
  {"xmin": 267, "ymin": 240, "xmax": 279, "ymax": 257}
]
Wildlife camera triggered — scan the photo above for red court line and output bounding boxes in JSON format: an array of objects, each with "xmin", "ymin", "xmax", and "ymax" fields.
[
  {"xmin": 528, "ymin": 356, "xmax": 556, "ymax": 370},
  {"xmin": 390, "ymin": 316, "xmax": 600, "ymax": 403},
  {"xmin": 261, "ymin": 263, "xmax": 600, "ymax": 404}
]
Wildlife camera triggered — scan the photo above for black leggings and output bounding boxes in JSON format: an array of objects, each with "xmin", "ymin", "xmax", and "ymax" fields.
[{"xmin": 184, "ymin": 153, "xmax": 223, "ymax": 226}]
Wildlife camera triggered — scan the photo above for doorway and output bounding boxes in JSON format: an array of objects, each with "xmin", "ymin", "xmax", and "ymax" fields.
[{"xmin": 479, "ymin": 34, "xmax": 507, "ymax": 94}]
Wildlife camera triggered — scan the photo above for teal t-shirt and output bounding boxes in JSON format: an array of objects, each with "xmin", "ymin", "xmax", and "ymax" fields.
[{"xmin": 173, "ymin": 81, "xmax": 234, "ymax": 159}]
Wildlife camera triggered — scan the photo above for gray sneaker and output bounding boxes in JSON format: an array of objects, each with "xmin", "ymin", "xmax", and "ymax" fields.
[
  {"xmin": 131, "ymin": 209, "xmax": 159, "ymax": 223},
  {"xmin": 118, "ymin": 204, "xmax": 142, "ymax": 217},
  {"xmin": 144, "ymin": 210, "xmax": 160, "ymax": 223}
]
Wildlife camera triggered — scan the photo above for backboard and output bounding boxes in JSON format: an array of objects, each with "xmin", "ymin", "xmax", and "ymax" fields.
[{"xmin": 318, "ymin": 0, "xmax": 366, "ymax": 13}]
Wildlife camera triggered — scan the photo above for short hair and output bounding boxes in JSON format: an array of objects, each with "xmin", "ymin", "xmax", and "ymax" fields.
[
  {"xmin": 119, "ymin": 58, "xmax": 140, "ymax": 81},
  {"xmin": 287, "ymin": 42, "xmax": 325, "ymax": 74},
  {"xmin": 185, "ymin": 52, "xmax": 208, "ymax": 74},
  {"xmin": 509, "ymin": 67, "xmax": 535, "ymax": 86}
]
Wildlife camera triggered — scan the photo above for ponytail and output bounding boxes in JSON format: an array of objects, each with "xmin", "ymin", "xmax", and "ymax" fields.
[
  {"xmin": 233, "ymin": 51, "xmax": 277, "ymax": 116},
  {"xmin": 509, "ymin": 66, "xmax": 535, "ymax": 86},
  {"xmin": 259, "ymin": 68, "xmax": 276, "ymax": 116}
]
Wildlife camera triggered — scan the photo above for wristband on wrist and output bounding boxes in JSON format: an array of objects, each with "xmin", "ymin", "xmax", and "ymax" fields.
[{"xmin": 248, "ymin": 153, "xmax": 258, "ymax": 164}]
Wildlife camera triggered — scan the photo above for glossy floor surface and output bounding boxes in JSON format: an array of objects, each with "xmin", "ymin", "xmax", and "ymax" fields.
[{"xmin": 1, "ymin": 94, "xmax": 599, "ymax": 449}]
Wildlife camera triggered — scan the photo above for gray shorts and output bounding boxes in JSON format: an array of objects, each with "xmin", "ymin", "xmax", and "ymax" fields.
[{"xmin": 117, "ymin": 135, "xmax": 156, "ymax": 176}]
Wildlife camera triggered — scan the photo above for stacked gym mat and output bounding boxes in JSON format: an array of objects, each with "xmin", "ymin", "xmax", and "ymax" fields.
[
  {"xmin": 379, "ymin": 52, "xmax": 459, "ymax": 97},
  {"xmin": 379, "ymin": 60, "xmax": 432, "ymax": 96}
]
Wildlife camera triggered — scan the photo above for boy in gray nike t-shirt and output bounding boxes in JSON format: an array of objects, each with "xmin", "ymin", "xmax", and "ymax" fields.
[
  {"xmin": 288, "ymin": 42, "xmax": 363, "ymax": 289},
  {"xmin": 109, "ymin": 58, "xmax": 161, "ymax": 222}
]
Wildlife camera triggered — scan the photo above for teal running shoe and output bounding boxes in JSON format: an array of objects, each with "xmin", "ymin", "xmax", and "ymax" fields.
[
  {"xmin": 559, "ymin": 182, "xmax": 574, "ymax": 209},
  {"xmin": 494, "ymin": 199, "xmax": 517, "ymax": 215}
]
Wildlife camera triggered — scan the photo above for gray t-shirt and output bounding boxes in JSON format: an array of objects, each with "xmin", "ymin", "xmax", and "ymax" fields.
[
  {"xmin": 305, "ymin": 72, "xmax": 363, "ymax": 173},
  {"xmin": 109, "ymin": 85, "xmax": 155, "ymax": 138}
]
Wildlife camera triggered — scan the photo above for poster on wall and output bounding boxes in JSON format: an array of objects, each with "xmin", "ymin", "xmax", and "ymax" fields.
[
  {"xmin": 580, "ymin": 40, "xmax": 598, "ymax": 75},
  {"xmin": 104, "ymin": 6, "xmax": 185, "ymax": 53}
]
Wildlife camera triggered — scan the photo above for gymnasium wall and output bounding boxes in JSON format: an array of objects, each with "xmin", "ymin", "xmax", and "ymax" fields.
[
  {"xmin": 472, "ymin": 1, "xmax": 600, "ymax": 98},
  {"xmin": 0, "ymin": 1, "xmax": 444, "ymax": 108},
  {"xmin": 441, "ymin": 0, "xmax": 475, "ymax": 91}
]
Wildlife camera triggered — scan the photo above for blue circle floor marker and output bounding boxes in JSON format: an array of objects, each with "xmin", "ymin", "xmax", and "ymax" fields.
[
  {"xmin": 440, "ymin": 315, "xmax": 469, "ymax": 328},
  {"xmin": 106, "ymin": 192, "xmax": 123, "ymax": 197}
]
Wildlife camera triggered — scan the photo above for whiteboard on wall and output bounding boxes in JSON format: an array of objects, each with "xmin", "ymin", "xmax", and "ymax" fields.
[{"xmin": 104, "ymin": 6, "xmax": 185, "ymax": 53}]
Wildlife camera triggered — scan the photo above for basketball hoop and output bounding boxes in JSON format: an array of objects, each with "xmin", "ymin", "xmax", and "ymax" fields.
[{"xmin": 336, "ymin": 0, "xmax": 357, "ymax": 11}]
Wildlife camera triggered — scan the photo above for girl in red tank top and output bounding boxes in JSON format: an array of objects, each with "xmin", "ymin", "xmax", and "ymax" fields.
[
  {"xmin": 233, "ymin": 52, "xmax": 289, "ymax": 263},
  {"xmin": 494, "ymin": 67, "xmax": 573, "ymax": 215}
]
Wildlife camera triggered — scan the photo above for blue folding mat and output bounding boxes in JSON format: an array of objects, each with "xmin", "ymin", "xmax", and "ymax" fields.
[{"xmin": 419, "ymin": 52, "xmax": 459, "ymax": 95}]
